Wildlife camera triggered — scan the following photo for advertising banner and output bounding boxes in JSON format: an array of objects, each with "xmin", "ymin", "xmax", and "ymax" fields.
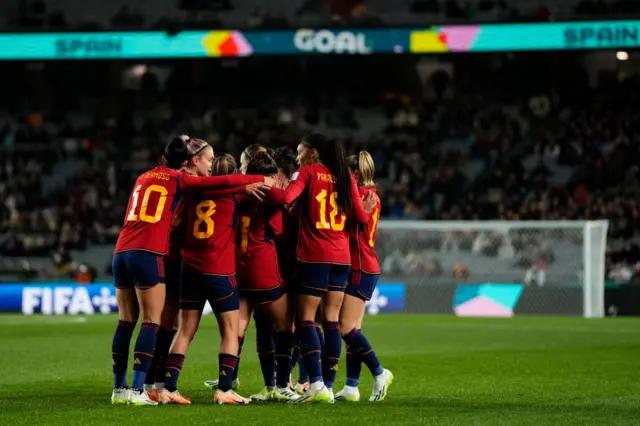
[{"xmin": 1, "ymin": 21, "xmax": 639, "ymax": 60}]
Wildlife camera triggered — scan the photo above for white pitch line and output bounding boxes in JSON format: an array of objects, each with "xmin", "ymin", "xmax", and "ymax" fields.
[
  {"xmin": 0, "ymin": 316, "xmax": 88, "ymax": 325},
  {"xmin": 363, "ymin": 320, "xmax": 639, "ymax": 334}
]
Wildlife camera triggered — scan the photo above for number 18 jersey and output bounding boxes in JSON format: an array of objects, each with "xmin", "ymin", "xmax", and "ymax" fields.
[{"xmin": 281, "ymin": 164, "xmax": 364, "ymax": 265}]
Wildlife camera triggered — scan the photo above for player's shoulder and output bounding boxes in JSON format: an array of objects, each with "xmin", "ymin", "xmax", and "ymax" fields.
[{"xmin": 137, "ymin": 166, "xmax": 179, "ymax": 182}]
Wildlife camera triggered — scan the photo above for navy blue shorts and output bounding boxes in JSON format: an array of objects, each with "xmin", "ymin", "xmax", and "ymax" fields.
[
  {"xmin": 112, "ymin": 250, "xmax": 165, "ymax": 289},
  {"xmin": 180, "ymin": 263, "xmax": 239, "ymax": 313},
  {"xmin": 345, "ymin": 270, "xmax": 380, "ymax": 301},
  {"xmin": 240, "ymin": 285, "xmax": 286, "ymax": 305},
  {"xmin": 295, "ymin": 261, "xmax": 350, "ymax": 298},
  {"xmin": 164, "ymin": 258, "xmax": 181, "ymax": 299}
]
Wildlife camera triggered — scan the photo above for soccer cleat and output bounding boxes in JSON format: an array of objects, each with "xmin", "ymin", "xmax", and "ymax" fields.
[
  {"xmin": 274, "ymin": 386, "xmax": 300, "ymax": 402},
  {"xmin": 111, "ymin": 387, "xmax": 130, "ymax": 405},
  {"xmin": 128, "ymin": 389, "xmax": 159, "ymax": 406},
  {"xmin": 334, "ymin": 385, "xmax": 360, "ymax": 402},
  {"xmin": 292, "ymin": 384, "xmax": 333, "ymax": 404},
  {"xmin": 294, "ymin": 382, "xmax": 309, "ymax": 395},
  {"xmin": 369, "ymin": 369, "xmax": 394, "ymax": 402},
  {"xmin": 214, "ymin": 389, "xmax": 249, "ymax": 405},
  {"xmin": 204, "ymin": 378, "xmax": 240, "ymax": 390},
  {"xmin": 157, "ymin": 388, "xmax": 191, "ymax": 405},
  {"xmin": 249, "ymin": 386, "xmax": 275, "ymax": 402},
  {"xmin": 144, "ymin": 384, "xmax": 159, "ymax": 402}
]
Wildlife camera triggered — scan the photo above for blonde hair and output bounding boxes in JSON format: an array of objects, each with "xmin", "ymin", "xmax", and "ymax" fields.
[
  {"xmin": 211, "ymin": 154, "xmax": 237, "ymax": 176},
  {"xmin": 347, "ymin": 151, "xmax": 375, "ymax": 187},
  {"xmin": 242, "ymin": 144, "xmax": 268, "ymax": 160}
]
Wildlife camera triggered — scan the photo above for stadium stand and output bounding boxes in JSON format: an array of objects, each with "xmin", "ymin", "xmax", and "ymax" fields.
[{"xmin": 3, "ymin": 0, "xmax": 640, "ymax": 30}]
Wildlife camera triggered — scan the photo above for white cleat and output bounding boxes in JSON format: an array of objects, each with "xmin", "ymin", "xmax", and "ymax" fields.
[
  {"xmin": 249, "ymin": 386, "xmax": 275, "ymax": 402},
  {"xmin": 128, "ymin": 389, "xmax": 159, "ymax": 406},
  {"xmin": 111, "ymin": 387, "xmax": 130, "ymax": 405},
  {"xmin": 369, "ymin": 369, "xmax": 394, "ymax": 402},
  {"xmin": 292, "ymin": 383, "xmax": 333, "ymax": 404},
  {"xmin": 214, "ymin": 389, "xmax": 250, "ymax": 405},
  {"xmin": 274, "ymin": 386, "xmax": 301, "ymax": 402},
  {"xmin": 205, "ymin": 378, "xmax": 240, "ymax": 390},
  {"xmin": 294, "ymin": 382, "xmax": 309, "ymax": 395},
  {"xmin": 334, "ymin": 385, "xmax": 360, "ymax": 402}
]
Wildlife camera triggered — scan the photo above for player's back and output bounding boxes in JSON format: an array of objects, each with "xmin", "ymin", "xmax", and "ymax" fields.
[
  {"xmin": 236, "ymin": 199, "xmax": 280, "ymax": 261},
  {"xmin": 297, "ymin": 163, "xmax": 349, "ymax": 264},
  {"xmin": 115, "ymin": 166, "xmax": 182, "ymax": 255},
  {"xmin": 182, "ymin": 192, "xmax": 239, "ymax": 275},
  {"xmin": 349, "ymin": 186, "xmax": 380, "ymax": 274}
]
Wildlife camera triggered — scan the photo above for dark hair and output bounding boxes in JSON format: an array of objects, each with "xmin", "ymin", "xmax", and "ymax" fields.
[
  {"xmin": 211, "ymin": 154, "xmax": 237, "ymax": 176},
  {"xmin": 247, "ymin": 151, "xmax": 278, "ymax": 175},
  {"xmin": 164, "ymin": 136, "xmax": 189, "ymax": 168},
  {"xmin": 273, "ymin": 146, "xmax": 297, "ymax": 178},
  {"xmin": 301, "ymin": 133, "xmax": 352, "ymax": 214}
]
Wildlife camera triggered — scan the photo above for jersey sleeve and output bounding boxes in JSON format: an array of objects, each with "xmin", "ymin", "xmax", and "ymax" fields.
[
  {"xmin": 179, "ymin": 173, "xmax": 262, "ymax": 193},
  {"xmin": 269, "ymin": 210, "xmax": 285, "ymax": 238},
  {"xmin": 202, "ymin": 186, "xmax": 247, "ymax": 198},
  {"xmin": 267, "ymin": 166, "xmax": 311, "ymax": 205},
  {"xmin": 350, "ymin": 176, "xmax": 370, "ymax": 224}
]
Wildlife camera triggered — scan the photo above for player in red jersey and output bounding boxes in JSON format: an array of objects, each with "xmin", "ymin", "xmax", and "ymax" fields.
[
  {"xmin": 161, "ymin": 154, "xmax": 253, "ymax": 405},
  {"xmin": 144, "ymin": 137, "xmax": 213, "ymax": 400},
  {"xmin": 267, "ymin": 134, "xmax": 373, "ymax": 403},
  {"xmin": 335, "ymin": 151, "xmax": 393, "ymax": 403},
  {"xmin": 110, "ymin": 137, "xmax": 271, "ymax": 406},
  {"xmin": 233, "ymin": 152, "xmax": 299, "ymax": 402}
]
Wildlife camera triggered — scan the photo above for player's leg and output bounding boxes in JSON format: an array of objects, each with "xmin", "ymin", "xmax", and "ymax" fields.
[
  {"xmin": 253, "ymin": 311, "xmax": 277, "ymax": 395},
  {"xmin": 262, "ymin": 289, "xmax": 298, "ymax": 401},
  {"xmin": 145, "ymin": 259, "xmax": 180, "ymax": 398},
  {"xmin": 320, "ymin": 265, "xmax": 349, "ymax": 396},
  {"xmin": 157, "ymin": 308, "xmax": 199, "ymax": 405},
  {"xmin": 211, "ymin": 275, "xmax": 249, "ymax": 405},
  {"xmin": 128, "ymin": 281, "xmax": 164, "ymax": 406},
  {"xmin": 338, "ymin": 272, "xmax": 393, "ymax": 402},
  {"xmin": 293, "ymin": 262, "xmax": 333, "ymax": 404},
  {"xmin": 111, "ymin": 254, "xmax": 139, "ymax": 405}
]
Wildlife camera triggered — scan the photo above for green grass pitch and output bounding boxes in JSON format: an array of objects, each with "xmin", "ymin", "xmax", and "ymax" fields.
[{"xmin": 0, "ymin": 314, "xmax": 639, "ymax": 425}]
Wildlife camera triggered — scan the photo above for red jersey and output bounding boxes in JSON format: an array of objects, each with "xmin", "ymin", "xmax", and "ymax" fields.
[
  {"xmin": 114, "ymin": 166, "xmax": 262, "ymax": 256},
  {"xmin": 166, "ymin": 199, "xmax": 186, "ymax": 264},
  {"xmin": 236, "ymin": 200, "xmax": 283, "ymax": 289},
  {"xmin": 348, "ymin": 186, "xmax": 380, "ymax": 274},
  {"xmin": 268, "ymin": 163, "xmax": 369, "ymax": 264},
  {"xmin": 181, "ymin": 191, "xmax": 241, "ymax": 275}
]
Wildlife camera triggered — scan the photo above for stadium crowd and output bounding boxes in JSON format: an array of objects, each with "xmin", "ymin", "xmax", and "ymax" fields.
[
  {"xmin": 1, "ymin": 50, "xmax": 640, "ymax": 282},
  {"xmin": 3, "ymin": 0, "xmax": 639, "ymax": 31}
]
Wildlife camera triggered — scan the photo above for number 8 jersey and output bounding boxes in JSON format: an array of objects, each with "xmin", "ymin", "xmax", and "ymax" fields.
[
  {"xmin": 270, "ymin": 163, "xmax": 369, "ymax": 265},
  {"xmin": 114, "ymin": 166, "xmax": 262, "ymax": 256}
]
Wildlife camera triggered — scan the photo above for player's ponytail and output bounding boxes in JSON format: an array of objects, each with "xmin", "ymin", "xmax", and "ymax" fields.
[
  {"xmin": 247, "ymin": 151, "xmax": 278, "ymax": 176},
  {"xmin": 301, "ymin": 133, "xmax": 353, "ymax": 214},
  {"xmin": 164, "ymin": 136, "xmax": 189, "ymax": 169},
  {"xmin": 347, "ymin": 151, "xmax": 375, "ymax": 187},
  {"xmin": 211, "ymin": 154, "xmax": 237, "ymax": 176}
]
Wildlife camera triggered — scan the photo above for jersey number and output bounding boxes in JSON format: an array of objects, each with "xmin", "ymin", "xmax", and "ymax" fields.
[
  {"xmin": 369, "ymin": 208, "xmax": 379, "ymax": 247},
  {"xmin": 126, "ymin": 185, "xmax": 168, "ymax": 223},
  {"xmin": 193, "ymin": 200, "xmax": 216, "ymax": 239},
  {"xmin": 315, "ymin": 189, "xmax": 345, "ymax": 231},
  {"xmin": 239, "ymin": 216, "xmax": 251, "ymax": 253}
]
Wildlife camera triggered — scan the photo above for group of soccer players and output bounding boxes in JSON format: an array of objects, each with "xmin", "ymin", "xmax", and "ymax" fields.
[{"xmin": 110, "ymin": 133, "xmax": 393, "ymax": 406}]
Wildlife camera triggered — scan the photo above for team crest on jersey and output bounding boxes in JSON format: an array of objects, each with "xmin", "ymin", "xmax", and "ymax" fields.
[{"xmin": 291, "ymin": 172, "xmax": 299, "ymax": 181}]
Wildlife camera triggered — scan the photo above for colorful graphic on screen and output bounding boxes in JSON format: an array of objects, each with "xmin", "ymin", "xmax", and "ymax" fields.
[{"xmin": 453, "ymin": 284, "xmax": 524, "ymax": 317}]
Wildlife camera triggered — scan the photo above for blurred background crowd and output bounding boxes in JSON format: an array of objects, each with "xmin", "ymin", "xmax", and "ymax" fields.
[{"xmin": 1, "ymin": 0, "xmax": 640, "ymax": 284}]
